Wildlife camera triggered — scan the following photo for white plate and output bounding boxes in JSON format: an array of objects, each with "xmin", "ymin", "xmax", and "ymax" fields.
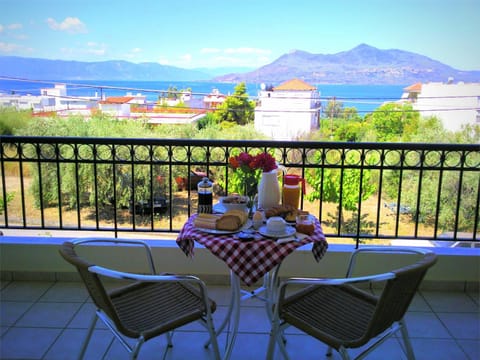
[
  {"xmin": 212, "ymin": 203, "xmax": 249, "ymax": 214},
  {"xmin": 258, "ymin": 225, "xmax": 296, "ymax": 238},
  {"xmin": 196, "ymin": 219, "xmax": 252, "ymax": 235}
]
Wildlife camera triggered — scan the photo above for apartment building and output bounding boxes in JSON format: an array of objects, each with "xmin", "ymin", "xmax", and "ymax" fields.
[
  {"xmin": 254, "ymin": 78, "xmax": 321, "ymax": 140},
  {"xmin": 401, "ymin": 81, "xmax": 480, "ymax": 132}
]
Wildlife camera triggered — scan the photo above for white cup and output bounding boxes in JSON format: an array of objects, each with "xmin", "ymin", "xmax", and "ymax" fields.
[{"xmin": 266, "ymin": 216, "xmax": 286, "ymax": 234}]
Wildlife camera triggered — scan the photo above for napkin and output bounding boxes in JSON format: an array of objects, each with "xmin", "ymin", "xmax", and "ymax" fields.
[{"xmin": 276, "ymin": 232, "xmax": 307, "ymax": 244}]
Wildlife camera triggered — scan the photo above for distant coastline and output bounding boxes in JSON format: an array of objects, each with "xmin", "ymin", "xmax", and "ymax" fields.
[{"xmin": 0, "ymin": 79, "xmax": 406, "ymax": 114}]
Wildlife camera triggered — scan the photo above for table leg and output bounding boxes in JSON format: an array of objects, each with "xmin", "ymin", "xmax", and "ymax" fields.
[
  {"xmin": 203, "ymin": 271, "xmax": 240, "ymax": 360},
  {"xmin": 223, "ymin": 271, "xmax": 241, "ymax": 360},
  {"xmin": 264, "ymin": 264, "xmax": 281, "ymax": 321},
  {"xmin": 206, "ymin": 266, "xmax": 282, "ymax": 359}
]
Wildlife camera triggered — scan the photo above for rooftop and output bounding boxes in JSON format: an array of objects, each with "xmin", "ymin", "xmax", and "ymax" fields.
[
  {"xmin": 99, "ymin": 96, "xmax": 134, "ymax": 104},
  {"xmin": 273, "ymin": 78, "xmax": 317, "ymax": 91}
]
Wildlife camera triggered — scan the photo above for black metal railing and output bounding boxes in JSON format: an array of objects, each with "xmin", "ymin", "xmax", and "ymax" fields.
[{"xmin": 1, "ymin": 136, "xmax": 479, "ymax": 247}]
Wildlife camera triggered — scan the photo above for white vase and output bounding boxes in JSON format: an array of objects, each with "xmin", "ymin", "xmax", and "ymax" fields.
[{"xmin": 257, "ymin": 169, "xmax": 281, "ymax": 210}]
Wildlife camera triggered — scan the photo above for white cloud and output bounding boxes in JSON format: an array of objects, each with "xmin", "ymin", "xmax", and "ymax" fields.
[
  {"xmin": 87, "ymin": 48, "xmax": 106, "ymax": 56},
  {"xmin": 158, "ymin": 57, "xmax": 170, "ymax": 65},
  {"xmin": 46, "ymin": 17, "xmax": 87, "ymax": 34},
  {"xmin": 0, "ymin": 42, "xmax": 19, "ymax": 52},
  {"xmin": 123, "ymin": 48, "xmax": 143, "ymax": 60},
  {"xmin": 8, "ymin": 23, "xmax": 22, "ymax": 30},
  {"xmin": 0, "ymin": 23, "xmax": 23, "ymax": 34},
  {"xmin": 59, "ymin": 42, "xmax": 107, "ymax": 58},
  {"xmin": 201, "ymin": 47, "xmax": 221, "ymax": 54},
  {"xmin": 224, "ymin": 47, "xmax": 271, "ymax": 55},
  {"xmin": 180, "ymin": 53, "xmax": 192, "ymax": 63},
  {"xmin": 0, "ymin": 41, "xmax": 32, "ymax": 54},
  {"xmin": 86, "ymin": 42, "xmax": 107, "ymax": 56}
]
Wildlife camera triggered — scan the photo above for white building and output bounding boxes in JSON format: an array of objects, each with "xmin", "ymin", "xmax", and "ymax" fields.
[
  {"xmin": 125, "ymin": 92, "xmax": 147, "ymax": 105},
  {"xmin": 0, "ymin": 83, "xmax": 100, "ymax": 114},
  {"xmin": 98, "ymin": 96, "xmax": 134, "ymax": 117},
  {"xmin": 401, "ymin": 81, "xmax": 480, "ymax": 132},
  {"xmin": 254, "ymin": 78, "xmax": 321, "ymax": 140},
  {"xmin": 203, "ymin": 88, "xmax": 226, "ymax": 109},
  {"xmin": 0, "ymin": 93, "xmax": 49, "ymax": 111}
]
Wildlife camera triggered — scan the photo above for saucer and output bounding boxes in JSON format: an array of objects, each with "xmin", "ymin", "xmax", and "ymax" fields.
[{"xmin": 258, "ymin": 225, "xmax": 296, "ymax": 238}]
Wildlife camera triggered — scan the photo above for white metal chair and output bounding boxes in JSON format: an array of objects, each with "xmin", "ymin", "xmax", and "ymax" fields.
[
  {"xmin": 59, "ymin": 238, "xmax": 221, "ymax": 360},
  {"xmin": 267, "ymin": 247, "xmax": 437, "ymax": 360}
]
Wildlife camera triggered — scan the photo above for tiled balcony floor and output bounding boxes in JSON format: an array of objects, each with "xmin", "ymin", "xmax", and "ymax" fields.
[{"xmin": 0, "ymin": 280, "xmax": 479, "ymax": 360}]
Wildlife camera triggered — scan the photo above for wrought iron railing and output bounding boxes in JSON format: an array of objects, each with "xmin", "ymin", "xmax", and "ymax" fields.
[{"xmin": 1, "ymin": 136, "xmax": 478, "ymax": 247}]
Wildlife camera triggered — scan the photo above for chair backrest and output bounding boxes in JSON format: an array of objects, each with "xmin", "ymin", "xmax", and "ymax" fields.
[
  {"xmin": 59, "ymin": 241, "xmax": 119, "ymax": 322},
  {"xmin": 365, "ymin": 251, "xmax": 437, "ymax": 339}
]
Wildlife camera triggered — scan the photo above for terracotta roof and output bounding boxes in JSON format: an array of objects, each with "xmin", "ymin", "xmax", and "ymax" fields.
[
  {"xmin": 404, "ymin": 83, "xmax": 422, "ymax": 93},
  {"xmin": 99, "ymin": 96, "xmax": 134, "ymax": 104},
  {"xmin": 273, "ymin": 78, "xmax": 317, "ymax": 91}
]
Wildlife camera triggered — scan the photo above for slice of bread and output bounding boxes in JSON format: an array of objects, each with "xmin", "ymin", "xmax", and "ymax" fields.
[
  {"xmin": 216, "ymin": 214, "xmax": 242, "ymax": 231},
  {"xmin": 223, "ymin": 209, "xmax": 248, "ymax": 225},
  {"xmin": 194, "ymin": 213, "xmax": 220, "ymax": 229},
  {"xmin": 194, "ymin": 210, "xmax": 247, "ymax": 231}
]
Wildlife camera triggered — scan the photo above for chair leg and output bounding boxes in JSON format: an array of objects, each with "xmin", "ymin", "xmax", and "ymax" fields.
[
  {"xmin": 166, "ymin": 331, "xmax": 173, "ymax": 347},
  {"xmin": 205, "ymin": 316, "xmax": 221, "ymax": 360},
  {"xmin": 130, "ymin": 337, "xmax": 145, "ymax": 360},
  {"xmin": 267, "ymin": 323, "xmax": 290, "ymax": 360},
  {"xmin": 78, "ymin": 313, "xmax": 97, "ymax": 360},
  {"xmin": 266, "ymin": 331, "xmax": 277, "ymax": 360},
  {"xmin": 399, "ymin": 319, "xmax": 416, "ymax": 360},
  {"xmin": 276, "ymin": 329, "xmax": 290, "ymax": 360},
  {"xmin": 338, "ymin": 347, "xmax": 351, "ymax": 360},
  {"xmin": 326, "ymin": 346, "xmax": 333, "ymax": 357}
]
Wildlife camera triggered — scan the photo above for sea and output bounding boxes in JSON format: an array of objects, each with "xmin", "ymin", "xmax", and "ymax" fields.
[{"xmin": 0, "ymin": 78, "xmax": 407, "ymax": 115}]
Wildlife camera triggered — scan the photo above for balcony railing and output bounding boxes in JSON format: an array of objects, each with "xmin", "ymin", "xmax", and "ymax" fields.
[{"xmin": 1, "ymin": 136, "xmax": 478, "ymax": 247}]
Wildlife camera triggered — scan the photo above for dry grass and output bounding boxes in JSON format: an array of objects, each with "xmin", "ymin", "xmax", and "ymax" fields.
[{"xmin": 2, "ymin": 175, "xmax": 435, "ymax": 243}]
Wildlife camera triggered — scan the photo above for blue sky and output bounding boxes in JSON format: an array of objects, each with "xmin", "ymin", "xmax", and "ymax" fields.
[{"xmin": 1, "ymin": 0, "xmax": 479, "ymax": 70}]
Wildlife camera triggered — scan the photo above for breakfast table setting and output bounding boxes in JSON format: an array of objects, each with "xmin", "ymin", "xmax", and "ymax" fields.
[
  {"xmin": 176, "ymin": 209, "xmax": 328, "ymax": 286},
  {"xmin": 177, "ymin": 199, "xmax": 329, "ymax": 356},
  {"xmin": 175, "ymin": 152, "xmax": 329, "ymax": 359}
]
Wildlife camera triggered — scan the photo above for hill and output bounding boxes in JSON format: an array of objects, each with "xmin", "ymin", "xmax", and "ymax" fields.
[
  {"xmin": 214, "ymin": 44, "xmax": 480, "ymax": 84},
  {"xmin": 1, "ymin": 44, "xmax": 479, "ymax": 84},
  {"xmin": 0, "ymin": 56, "xmax": 211, "ymax": 81}
]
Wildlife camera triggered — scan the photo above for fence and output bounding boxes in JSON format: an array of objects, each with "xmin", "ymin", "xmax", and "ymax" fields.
[{"xmin": 1, "ymin": 136, "xmax": 478, "ymax": 247}]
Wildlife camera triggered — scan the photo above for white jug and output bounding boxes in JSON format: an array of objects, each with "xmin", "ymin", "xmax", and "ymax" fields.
[{"xmin": 257, "ymin": 166, "xmax": 285, "ymax": 210}]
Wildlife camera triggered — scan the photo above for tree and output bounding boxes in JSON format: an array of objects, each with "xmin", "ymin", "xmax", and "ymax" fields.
[
  {"xmin": 334, "ymin": 120, "xmax": 368, "ymax": 142},
  {"xmin": 383, "ymin": 119, "xmax": 480, "ymax": 232},
  {"xmin": 368, "ymin": 103, "xmax": 419, "ymax": 142},
  {"xmin": 0, "ymin": 108, "xmax": 33, "ymax": 135},
  {"xmin": 305, "ymin": 151, "xmax": 376, "ymax": 236},
  {"xmin": 324, "ymin": 98, "xmax": 344, "ymax": 119},
  {"xmin": 214, "ymin": 82, "xmax": 255, "ymax": 126}
]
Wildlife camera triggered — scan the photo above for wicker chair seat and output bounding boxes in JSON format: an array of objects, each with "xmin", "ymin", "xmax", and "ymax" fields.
[
  {"xmin": 281, "ymin": 285, "xmax": 378, "ymax": 349},
  {"xmin": 110, "ymin": 281, "xmax": 216, "ymax": 340}
]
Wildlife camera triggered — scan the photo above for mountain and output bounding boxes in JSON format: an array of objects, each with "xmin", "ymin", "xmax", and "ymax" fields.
[
  {"xmin": 214, "ymin": 44, "xmax": 480, "ymax": 84},
  {"xmin": 0, "ymin": 56, "xmax": 211, "ymax": 81},
  {"xmin": 1, "ymin": 45, "xmax": 479, "ymax": 84}
]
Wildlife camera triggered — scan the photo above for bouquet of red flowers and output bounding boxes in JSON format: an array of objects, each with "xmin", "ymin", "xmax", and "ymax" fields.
[
  {"xmin": 228, "ymin": 152, "xmax": 277, "ymax": 200},
  {"xmin": 228, "ymin": 152, "xmax": 277, "ymax": 174}
]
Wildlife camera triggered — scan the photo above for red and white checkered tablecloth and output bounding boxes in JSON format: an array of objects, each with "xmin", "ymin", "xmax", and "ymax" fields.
[{"xmin": 176, "ymin": 215, "xmax": 328, "ymax": 286}]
